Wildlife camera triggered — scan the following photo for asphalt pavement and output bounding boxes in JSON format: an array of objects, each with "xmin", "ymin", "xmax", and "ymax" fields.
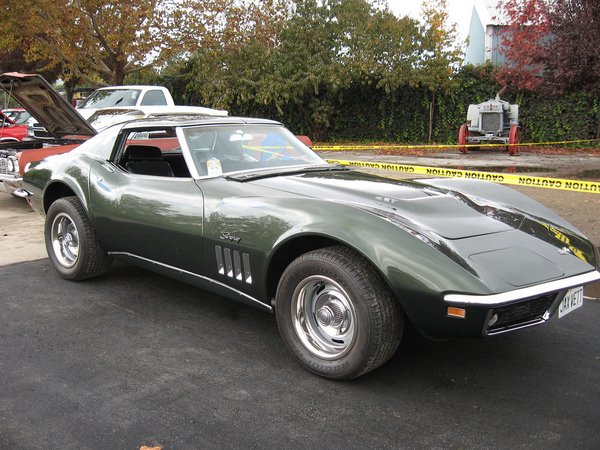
[
  {"xmin": 1, "ymin": 148, "xmax": 600, "ymax": 448},
  {"xmin": 2, "ymin": 258, "xmax": 599, "ymax": 449}
]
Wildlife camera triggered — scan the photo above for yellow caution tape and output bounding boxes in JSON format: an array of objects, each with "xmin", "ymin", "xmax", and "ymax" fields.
[
  {"xmin": 326, "ymin": 159, "xmax": 600, "ymax": 194},
  {"xmin": 315, "ymin": 139, "xmax": 600, "ymax": 151}
]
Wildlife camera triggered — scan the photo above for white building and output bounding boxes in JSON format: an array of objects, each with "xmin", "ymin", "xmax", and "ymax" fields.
[{"xmin": 464, "ymin": 0, "xmax": 508, "ymax": 66}]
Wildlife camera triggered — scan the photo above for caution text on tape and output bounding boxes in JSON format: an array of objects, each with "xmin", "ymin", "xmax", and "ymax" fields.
[{"xmin": 326, "ymin": 159, "xmax": 600, "ymax": 194}]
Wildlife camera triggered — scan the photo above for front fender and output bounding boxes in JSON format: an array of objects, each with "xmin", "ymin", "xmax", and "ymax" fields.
[
  {"xmin": 266, "ymin": 197, "xmax": 494, "ymax": 299},
  {"xmin": 23, "ymin": 153, "xmax": 94, "ymax": 217}
]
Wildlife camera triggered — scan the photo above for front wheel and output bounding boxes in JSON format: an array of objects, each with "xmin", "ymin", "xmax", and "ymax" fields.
[
  {"xmin": 275, "ymin": 246, "xmax": 403, "ymax": 379},
  {"xmin": 45, "ymin": 196, "xmax": 112, "ymax": 281}
]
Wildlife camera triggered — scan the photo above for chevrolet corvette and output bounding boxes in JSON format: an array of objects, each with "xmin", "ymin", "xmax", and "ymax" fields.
[{"xmin": 20, "ymin": 114, "xmax": 600, "ymax": 379}]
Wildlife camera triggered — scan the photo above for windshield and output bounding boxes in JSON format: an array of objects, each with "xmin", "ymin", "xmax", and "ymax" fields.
[
  {"xmin": 2, "ymin": 109, "xmax": 30, "ymax": 125},
  {"xmin": 182, "ymin": 125, "xmax": 324, "ymax": 177},
  {"xmin": 79, "ymin": 89, "xmax": 142, "ymax": 109}
]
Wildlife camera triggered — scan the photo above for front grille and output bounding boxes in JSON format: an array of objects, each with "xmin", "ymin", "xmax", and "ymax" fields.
[
  {"xmin": 487, "ymin": 293, "xmax": 557, "ymax": 334},
  {"xmin": 0, "ymin": 158, "xmax": 7, "ymax": 175},
  {"xmin": 34, "ymin": 130, "xmax": 53, "ymax": 138},
  {"xmin": 481, "ymin": 112, "xmax": 502, "ymax": 133}
]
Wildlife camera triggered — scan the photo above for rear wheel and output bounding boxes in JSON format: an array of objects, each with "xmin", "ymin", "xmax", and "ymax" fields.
[
  {"xmin": 508, "ymin": 125, "xmax": 519, "ymax": 155},
  {"xmin": 45, "ymin": 196, "xmax": 112, "ymax": 281},
  {"xmin": 458, "ymin": 124, "xmax": 469, "ymax": 153},
  {"xmin": 275, "ymin": 246, "xmax": 403, "ymax": 379}
]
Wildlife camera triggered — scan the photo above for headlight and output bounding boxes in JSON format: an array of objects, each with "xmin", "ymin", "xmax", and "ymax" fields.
[{"xmin": 6, "ymin": 158, "xmax": 19, "ymax": 174}]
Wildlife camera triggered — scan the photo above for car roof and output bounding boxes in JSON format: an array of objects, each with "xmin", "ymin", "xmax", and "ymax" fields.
[
  {"xmin": 88, "ymin": 105, "xmax": 229, "ymax": 118},
  {"xmin": 118, "ymin": 116, "xmax": 282, "ymax": 130},
  {"xmin": 94, "ymin": 85, "xmax": 167, "ymax": 90}
]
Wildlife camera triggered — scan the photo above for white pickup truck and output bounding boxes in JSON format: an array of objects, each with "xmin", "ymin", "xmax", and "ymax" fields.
[{"xmin": 76, "ymin": 85, "xmax": 176, "ymax": 119}]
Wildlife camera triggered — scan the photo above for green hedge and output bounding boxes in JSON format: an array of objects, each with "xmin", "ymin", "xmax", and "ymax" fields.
[{"xmin": 127, "ymin": 64, "xmax": 600, "ymax": 145}]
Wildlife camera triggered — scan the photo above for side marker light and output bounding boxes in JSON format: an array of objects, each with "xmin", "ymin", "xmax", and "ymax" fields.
[{"xmin": 447, "ymin": 307, "xmax": 466, "ymax": 319}]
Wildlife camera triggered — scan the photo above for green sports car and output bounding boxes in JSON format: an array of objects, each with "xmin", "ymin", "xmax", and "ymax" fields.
[{"xmin": 10, "ymin": 76, "xmax": 600, "ymax": 380}]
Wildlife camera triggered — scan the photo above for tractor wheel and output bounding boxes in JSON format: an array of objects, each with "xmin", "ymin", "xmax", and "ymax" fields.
[
  {"xmin": 508, "ymin": 125, "xmax": 519, "ymax": 155},
  {"xmin": 458, "ymin": 124, "xmax": 469, "ymax": 154}
]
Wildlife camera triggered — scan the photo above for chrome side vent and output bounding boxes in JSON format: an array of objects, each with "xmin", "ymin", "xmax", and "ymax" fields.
[{"xmin": 215, "ymin": 245, "xmax": 252, "ymax": 284}]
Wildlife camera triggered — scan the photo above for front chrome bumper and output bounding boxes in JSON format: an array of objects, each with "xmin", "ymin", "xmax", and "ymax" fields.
[
  {"xmin": 445, "ymin": 271, "xmax": 600, "ymax": 336},
  {"xmin": 444, "ymin": 271, "xmax": 600, "ymax": 306},
  {"xmin": 0, "ymin": 175, "xmax": 23, "ymax": 195}
]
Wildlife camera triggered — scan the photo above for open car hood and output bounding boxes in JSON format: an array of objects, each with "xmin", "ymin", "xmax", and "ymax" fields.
[{"xmin": 0, "ymin": 73, "xmax": 97, "ymax": 138}]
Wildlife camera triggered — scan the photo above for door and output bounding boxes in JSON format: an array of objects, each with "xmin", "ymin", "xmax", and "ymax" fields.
[{"xmin": 88, "ymin": 137, "xmax": 205, "ymax": 274}]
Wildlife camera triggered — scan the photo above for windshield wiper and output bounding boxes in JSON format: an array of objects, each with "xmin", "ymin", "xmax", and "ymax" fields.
[{"xmin": 225, "ymin": 164, "xmax": 349, "ymax": 182}]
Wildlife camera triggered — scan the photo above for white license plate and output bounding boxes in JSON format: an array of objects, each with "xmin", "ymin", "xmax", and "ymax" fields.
[{"xmin": 558, "ymin": 286, "xmax": 584, "ymax": 318}]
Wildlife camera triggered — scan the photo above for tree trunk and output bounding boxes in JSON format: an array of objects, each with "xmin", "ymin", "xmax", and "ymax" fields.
[{"xmin": 428, "ymin": 91, "xmax": 435, "ymax": 143}]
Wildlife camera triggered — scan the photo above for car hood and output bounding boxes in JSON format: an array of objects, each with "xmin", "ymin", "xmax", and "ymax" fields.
[
  {"xmin": 253, "ymin": 170, "xmax": 514, "ymax": 239},
  {"xmin": 0, "ymin": 73, "xmax": 97, "ymax": 139},
  {"xmin": 250, "ymin": 169, "xmax": 598, "ymax": 276},
  {"xmin": 253, "ymin": 169, "xmax": 592, "ymax": 247}
]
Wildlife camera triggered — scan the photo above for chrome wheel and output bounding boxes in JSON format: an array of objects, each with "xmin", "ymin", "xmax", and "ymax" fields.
[
  {"xmin": 276, "ymin": 246, "xmax": 403, "ymax": 379},
  {"xmin": 45, "ymin": 197, "xmax": 111, "ymax": 280},
  {"xmin": 291, "ymin": 275, "xmax": 356, "ymax": 360},
  {"xmin": 50, "ymin": 212, "xmax": 80, "ymax": 268}
]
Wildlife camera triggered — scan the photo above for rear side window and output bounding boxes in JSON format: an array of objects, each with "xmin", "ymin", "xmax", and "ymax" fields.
[{"xmin": 141, "ymin": 90, "xmax": 168, "ymax": 106}]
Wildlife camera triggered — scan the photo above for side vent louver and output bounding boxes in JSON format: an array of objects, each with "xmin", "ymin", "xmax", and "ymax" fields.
[{"xmin": 215, "ymin": 245, "xmax": 252, "ymax": 284}]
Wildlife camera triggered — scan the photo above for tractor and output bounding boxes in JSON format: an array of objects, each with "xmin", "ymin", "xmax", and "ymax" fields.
[{"xmin": 459, "ymin": 89, "xmax": 519, "ymax": 155}]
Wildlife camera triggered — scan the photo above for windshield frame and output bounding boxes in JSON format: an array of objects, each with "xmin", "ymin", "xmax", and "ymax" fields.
[{"xmin": 176, "ymin": 123, "xmax": 326, "ymax": 179}]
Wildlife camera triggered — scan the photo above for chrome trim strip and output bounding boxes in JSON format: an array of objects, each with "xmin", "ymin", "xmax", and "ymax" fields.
[
  {"xmin": 233, "ymin": 250, "xmax": 242, "ymax": 281},
  {"xmin": 486, "ymin": 318, "xmax": 546, "ymax": 336},
  {"xmin": 215, "ymin": 245, "xmax": 224, "ymax": 274},
  {"xmin": 224, "ymin": 247, "xmax": 233, "ymax": 277},
  {"xmin": 444, "ymin": 271, "xmax": 600, "ymax": 306},
  {"xmin": 108, "ymin": 251, "xmax": 271, "ymax": 312},
  {"xmin": 12, "ymin": 188, "xmax": 32, "ymax": 198},
  {"xmin": 243, "ymin": 252, "xmax": 252, "ymax": 284}
]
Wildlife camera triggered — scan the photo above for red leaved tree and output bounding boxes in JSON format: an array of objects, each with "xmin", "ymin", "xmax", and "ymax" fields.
[{"xmin": 495, "ymin": 0, "xmax": 551, "ymax": 91}]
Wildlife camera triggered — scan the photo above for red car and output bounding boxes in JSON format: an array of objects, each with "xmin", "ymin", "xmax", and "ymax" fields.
[{"xmin": 0, "ymin": 109, "xmax": 28, "ymax": 143}]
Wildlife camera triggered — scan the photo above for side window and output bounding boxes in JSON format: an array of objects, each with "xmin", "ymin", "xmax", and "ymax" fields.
[
  {"xmin": 140, "ymin": 90, "xmax": 168, "ymax": 106},
  {"xmin": 118, "ymin": 129, "xmax": 191, "ymax": 178}
]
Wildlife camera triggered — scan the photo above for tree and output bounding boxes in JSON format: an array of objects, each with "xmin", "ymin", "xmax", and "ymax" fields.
[
  {"xmin": 417, "ymin": 0, "xmax": 463, "ymax": 142},
  {"xmin": 497, "ymin": 0, "xmax": 600, "ymax": 137},
  {"xmin": 495, "ymin": 0, "xmax": 551, "ymax": 91},
  {"xmin": 543, "ymin": 0, "xmax": 600, "ymax": 96},
  {"xmin": 250, "ymin": 0, "xmax": 423, "ymax": 141},
  {"xmin": 0, "ymin": 0, "xmax": 289, "ymax": 86},
  {"xmin": 0, "ymin": 48, "xmax": 60, "ymax": 82}
]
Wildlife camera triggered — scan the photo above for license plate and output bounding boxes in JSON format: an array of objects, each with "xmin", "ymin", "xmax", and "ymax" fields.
[{"xmin": 558, "ymin": 286, "xmax": 584, "ymax": 318}]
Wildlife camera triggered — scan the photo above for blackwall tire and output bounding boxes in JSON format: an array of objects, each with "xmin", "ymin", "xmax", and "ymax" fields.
[
  {"xmin": 275, "ymin": 246, "xmax": 403, "ymax": 380},
  {"xmin": 45, "ymin": 196, "xmax": 112, "ymax": 281}
]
